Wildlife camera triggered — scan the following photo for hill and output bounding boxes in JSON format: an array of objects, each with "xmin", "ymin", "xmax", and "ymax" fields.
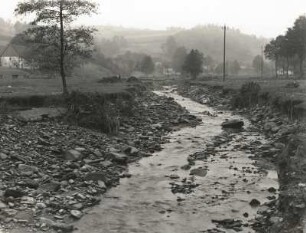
[{"xmin": 95, "ymin": 25, "xmax": 269, "ymax": 65}]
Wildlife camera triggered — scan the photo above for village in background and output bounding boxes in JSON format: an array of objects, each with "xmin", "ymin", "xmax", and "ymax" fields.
[{"xmin": 0, "ymin": 17, "xmax": 289, "ymax": 82}]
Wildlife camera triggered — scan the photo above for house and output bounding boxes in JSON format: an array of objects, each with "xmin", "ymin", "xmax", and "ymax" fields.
[{"xmin": 0, "ymin": 43, "xmax": 30, "ymax": 69}]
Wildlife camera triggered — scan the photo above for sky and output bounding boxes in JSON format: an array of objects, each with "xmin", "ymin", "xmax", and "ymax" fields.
[{"xmin": 1, "ymin": 0, "xmax": 306, "ymax": 38}]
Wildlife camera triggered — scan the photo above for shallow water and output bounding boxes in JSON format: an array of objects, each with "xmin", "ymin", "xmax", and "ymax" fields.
[{"xmin": 74, "ymin": 88, "xmax": 278, "ymax": 233}]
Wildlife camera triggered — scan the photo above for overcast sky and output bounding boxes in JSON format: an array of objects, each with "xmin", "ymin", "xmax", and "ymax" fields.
[{"xmin": 1, "ymin": 0, "xmax": 305, "ymax": 38}]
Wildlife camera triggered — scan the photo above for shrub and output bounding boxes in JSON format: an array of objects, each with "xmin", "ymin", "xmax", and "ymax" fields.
[
  {"xmin": 231, "ymin": 82, "xmax": 261, "ymax": 108},
  {"xmin": 65, "ymin": 91, "xmax": 120, "ymax": 134},
  {"xmin": 240, "ymin": 82, "xmax": 261, "ymax": 107},
  {"xmin": 285, "ymin": 81, "xmax": 300, "ymax": 88}
]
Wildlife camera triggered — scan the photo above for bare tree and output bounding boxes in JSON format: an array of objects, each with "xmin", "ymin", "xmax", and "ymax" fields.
[{"xmin": 15, "ymin": 0, "xmax": 98, "ymax": 94}]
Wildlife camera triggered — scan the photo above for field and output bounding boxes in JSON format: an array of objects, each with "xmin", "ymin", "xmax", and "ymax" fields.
[{"xmin": 0, "ymin": 76, "xmax": 132, "ymax": 97}]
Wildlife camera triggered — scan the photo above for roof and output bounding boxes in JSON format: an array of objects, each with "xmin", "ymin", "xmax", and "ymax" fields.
[{"xmin": 0, "ymin": 44, "xmax": 27, "ymax": 58}]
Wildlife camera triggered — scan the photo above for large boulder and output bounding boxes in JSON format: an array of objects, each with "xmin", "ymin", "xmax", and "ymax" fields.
[
  {"xmin": 222, "ymin": 119, "xmax": 244, "ymax": 129},
  {"xmin": 109, "ymin": 152, "xmax": 128, "ymax": 164}
]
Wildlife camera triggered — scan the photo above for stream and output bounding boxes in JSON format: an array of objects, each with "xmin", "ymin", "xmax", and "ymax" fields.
[{"xmin": 74, "ymin": 87, "xmax": 278, "ymax": 233}]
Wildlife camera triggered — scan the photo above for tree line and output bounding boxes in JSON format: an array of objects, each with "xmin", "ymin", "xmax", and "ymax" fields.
[{"xmin": 264, "ymin": 15, "xmax": 306, "ymax": 79}]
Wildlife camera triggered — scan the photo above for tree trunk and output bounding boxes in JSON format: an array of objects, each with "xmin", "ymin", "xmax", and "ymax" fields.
[
  {"xmin": 300, "ymin": 57, "xmax": 304, "ymax": 79},
  {"xmin": 286, "ymin": 57, "xmax": 289, "ymax": 79},
  {"xmin": 275, "ymin": 58, "xmax": 278, "ymax": 79},
  {"xmin": 60, "ymin": 1, "xmax": 68, "ymax": 95}
]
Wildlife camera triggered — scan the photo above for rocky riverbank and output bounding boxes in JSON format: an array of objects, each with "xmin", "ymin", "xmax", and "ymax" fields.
[
  {"xmin": 0, "ymin": 88, "xmax": 200, "ymax": 232},
  {"xmin": 178, "ymin": 83, "xmax": 306, "ymax": 232}
]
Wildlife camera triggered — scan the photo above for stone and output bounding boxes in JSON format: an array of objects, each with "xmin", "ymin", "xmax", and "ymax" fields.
[
  {"xmin": 270, "ymin": 216, "xmax": 283, "ymax": 224},
  {"xmin": 85, "ymin": 172, "xmax": 107, "ymax": 182},
  {"xmin": 40, "ymin": 217, "xmax": 74, "ymax": 232},
  {"xmin": 4, "ymin": 188, "xmax": 25, "ymax": 198},
  {"xmin": 70, "ymin": 210, "xmax": 83, "ymax": 219},
  {"xmin": 221, "ymin": 119, "xmax": 244, "ymax": 129},
  {"xmin": 181, "ymin": 164, "xmax": 191, "ymax": 170},
  {"xmin": 249, "ymin": 199, "xmax": 261, "ymax": 207},
  {"xmin": 72, "ymin": 203, "xmax": 83, "ymax": 210},
  {"xmin": 98, "ymin": 181, "xmax": 107, "ymax": 189},
  {"xmin": 123, "ymin": 146, "xmax": 139, "ymax": 156},
  {"xmin": 110, "ymin": 152, "xmax": 128, "ymax": 164},
  {"xmin": 93, "ymin": 149, "xmax": 103, "ymax": 157},
  {"xmin": 101, "ymin": 161, "xmax": 113, "ymax": 167},
  {"xmin": 64, "ymin": 149, "xmax": 82, "ymax": 161},
  {"xmin": 18, "ymin": 164, "xmax": 38, "ymax": 174},
  {"xmin": 2, "ymin": 209, "xmax": 18, "ymax": 217},
  {"xmin": 268, "ymin": 187, "xmax": 277, "ymax": 193},
  {"xmin": 20, "ymin": 196, "xmax": 35, "ymax": 205},
  {"xmin": 263, "ymin": 122, "xmax": 277, "ymax": 132},
  {"xmin": 190, "ymin": 168, "xmax": 208, "ymax": 177},
  {"xmin": 0, "ymin": 201, "xmax": 7, "ymax": 209},
  {"xmin": 36, "ymin": 202, "xmax": 47, "ymax": 209},
  {"xmin": 0, "ymin": 153, "xmax": 8, "ymax": 160},
  {"xmin": 19, "ymin": 179, "xmax": 39, "ymax": 189},
  {"xmin": 169, "ymin": 174, "xmax": 180, "ymax": 180},
  {"xmin": 39, "ymin": 181, "xmax": 61, "ymax": 192}
]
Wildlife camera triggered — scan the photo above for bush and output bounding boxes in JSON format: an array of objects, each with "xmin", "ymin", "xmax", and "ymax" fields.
[
  {"xmin": 285, "ymin": 81, "xmax": 300, "ymax": 88},
  {"xmin": 65, "ymin": 91, "xmax": 120, "ymax": 134},
  {"xmin": 231, "ymin": 82, "xmax": 261, "ymax": 108}
]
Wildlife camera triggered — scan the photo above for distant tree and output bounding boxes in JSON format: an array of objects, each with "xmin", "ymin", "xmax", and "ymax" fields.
[
  {"xmin": 172, "ymin": 46, "xmax": 187, "ymax": 72},
  {"xmin": 265, "ymin": 15, "xmax": 306, "ymax": 78},
  {"xmin": 252, "ymin": 55, "xmax": 264, "ymax": 75},
  {"xmin": 15, "ymin": 0, "xmax": 98, "ymax": 95},
  {"xmin": 140, "ymin": 55, "xmax": 155, "ymax": 74},
  {"xmin": 162, "ymin": 36, "xmax": 177, "ymax": 58},
  {"xmin": 290, "ymin": 16, "xmax": 306, "ymax": 78},
  {"xmin": 215, "ymin": 63, "xmax": 224, "ymax": 75},
  {"xmin": 203, "ymin": 55, "xmax": 215, "ymax": 73},
  {"xmin": 264, "ymin": 39, "xmax": 280, "ymax": 78},
  {"xmin": 215, "ymin": 62, "xmax": 230, "ymax": 75},
  {"xmin": 229, "ymin": 60, "xmax": 241, "ymax": 75},
  {"xmin": 183, "ymin": 49, "xmax": 204, "ymax": 79}
]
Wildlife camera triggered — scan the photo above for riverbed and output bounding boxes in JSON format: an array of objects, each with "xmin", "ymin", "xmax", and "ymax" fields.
[{"xmin": 74, "ymin": 87, "xmax": 278, "ymax": 233}]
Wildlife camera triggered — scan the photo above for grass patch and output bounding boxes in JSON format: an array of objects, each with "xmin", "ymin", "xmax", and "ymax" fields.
[{"xmin": 191, "ymin": 76, "xmax": 306, "ymax": 120}]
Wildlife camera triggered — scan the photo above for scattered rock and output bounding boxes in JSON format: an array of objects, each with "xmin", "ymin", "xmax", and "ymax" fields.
[
  {"xmin": 4, "ymin": 188, "xmax": 25, "ymax": 198},
  {"xmin": 169, "ymin": 174, "xmax": 180, "ymax": 180},
  {"xmin": 70, "ymin": 210, "xmax": 83, "ymax": 219},
  {"xmin": 249, "ymin": 199, "xmax": 261, "ymax": 207},
  {"xmin": 40, "ymin": 217, "xmax": 74, "ymax": 232},
  {"xmin": 221, "ymin": 119, "xmax": 244, "ymax": 129},
  {"xmin": 190, "ymin": 168, "xmax": 208, "ymax": 177},
  {"xmin": 0, "ymin": 201, "xmax": 7, "ymax": 209},
  {"xmin": 268, "ymin": 187, "xmax": 277, "ymax": 193},
  {"xmin": 18, "ymin": 164, "xmax": 38, "ymax": 174},
  {"xmin": 110, "ymin": 152, "xmax": 128, "ymax": 164},
  {"xmin": 64, "ymin": 149, "xmax": 83, "ymax": 161},
  {"xmin": 0, "ymin": 153, "xmax": 8, "ymax": 160}
]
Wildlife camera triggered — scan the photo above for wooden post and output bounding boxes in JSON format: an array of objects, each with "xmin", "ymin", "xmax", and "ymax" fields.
[{"xmin": 223, "ymin": 25, "xmax": 226, "ymax": 82}]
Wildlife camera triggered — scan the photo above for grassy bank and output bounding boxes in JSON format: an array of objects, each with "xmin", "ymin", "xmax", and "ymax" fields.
[
  {"xmin": 0, "ymin": 77, "xmax": 148, "ymax": 135},
  {"xmin": 0, "ymin": 77, "xmax": 134, "ymax": 97},
  {"xmin": 189, "ymin": 77, "xmax": 306, "ymax": 120}
]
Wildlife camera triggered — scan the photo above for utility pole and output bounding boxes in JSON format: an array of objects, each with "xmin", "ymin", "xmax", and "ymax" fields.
[
  {"xmin": 223, "ymin": 25, "xmax": 226, "ymax": 82},
  {"xmin": 261, "ymin": 45, "xmax": 264, "ymax": 78}
]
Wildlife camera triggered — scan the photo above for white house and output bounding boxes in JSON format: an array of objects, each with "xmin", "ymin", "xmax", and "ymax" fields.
[{"xmin": 0, "ymin": 43, "xmax": 30, "ymax": 69}]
